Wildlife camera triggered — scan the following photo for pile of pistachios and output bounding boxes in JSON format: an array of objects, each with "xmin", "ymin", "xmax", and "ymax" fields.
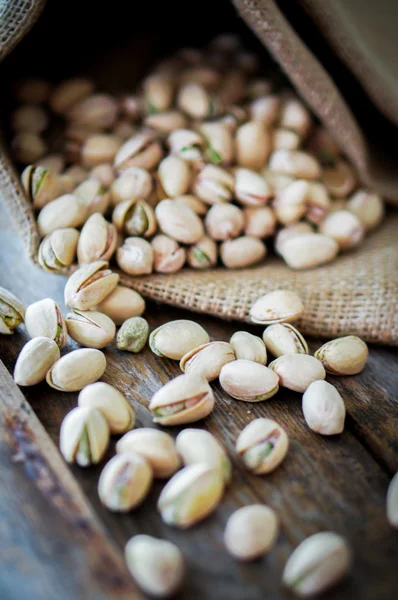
[{"xmin": 10, "ymin": 34, "xmax": 385, "ymax": 276}]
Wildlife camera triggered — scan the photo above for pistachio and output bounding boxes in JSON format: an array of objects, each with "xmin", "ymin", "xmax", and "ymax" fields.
[
  {"xmin": 269, "ymin": 150, "xmax": 321, "ymax": 179},
  {"xmin": 46, "ymin": 348, "xmax": 106, "ymax": 391},
  {"xmin": 117, "ymin": 316, "xmax": 149, "ymax": 353},
  {"xmin": 263, "ymin": 323, "xmax": 308, "ymax": 357},
  {"xmin": 125, "ymin": 535, "xmax": 184, "ymax": 597},
  {"xmin": 157, "ymin": 463, "xmax": 224, "ymax": 528},
  {"xmin": 64, "ymin": 261, "xmax": 119, "ymax": 310},
  {"xmin": 37, "ymin": 153, "xmax": 65, "ymax": 174},
  {"xmin": 274, "ymin": 223, "xmax": 313, "ymax": 255},
  {"xmin": 77, "ymin": 213, "xmax": 117, "ymax": 264},
  {"xmin": 150, "ymin": 320, "xmax": 210, "ymax": 360},
  {"xmin": 50, "ymin": 78, "xmax": 94, "ymax": 114},
  {"xmin": 187, "ymin": 236, "xmax": 218, "ymax": 269},
  {"xmin": 199, "ymin": 122, "xmax": 234, "ymax": 166},
  {"xmin": 347, "ymin": 189, "xmax": 384, "ymax": 231},
  {"xmin": 66, "ymin": 310, "xmax": 116, "ymax": 349},
  {"xmin": 116, "ymin": 237, "xmax": 154, "ymax": 275},
  {"xmin": 112, "ymin": 198, "xmax": 156, "ymax": 238},
  {"xmin": 14, "ymin": 337, "xmax": 60, "ymax": 386},
  {"xmin": 250, "ymin": 290, "xmax": 304, "ymax": 325},
  {"xmin": 95, "ymin": 285, "xmax": 145, "ymax": 325},
  {"xmin": 37, "ymin": 194, "xmax": 88, "ymax": 236},
  {"xmin": 264, "ymin": 169, "xmax": 295, "ymax": 191},
  {"xmin": 25, "ymin": 298, "xmax": 67, "ymax": 348},
  {"xmin": 279, "ymin": 233, "xmax": 339, "ymax": 269},
  {"xmin": 21, "ymin": 164, "xmax": 59, "ymax": 209},
  {"xmin": 303, "ymin": 380, "xmax": 346, "ymax": 435},
  {"xmin": 235, "ymin": 121, "xmax": 270, "ymax": 170},
  {"xmin": 283, "ymin": 532, "xmax": 351, "ymax": 597},
  {"xmin": 234, "ymin": 168, "xmax": 272, "ymax": 207},
  {"xmin": 193, "ymin": 164, "xmax": 234, "ymax": 205},
  {"xmin": 269, "ymin": 354, "xmax": 326, "ymax": 392},
  {"xmin": 114, "ymin": 132, "xmax": 163, "ymax": 171},
  {"xmin": 168, "ymin": 128, "xmax": 205, "ymax": 163},
  {"xmin": 322, "ymin": 159, "xmax": 357, "ymax": 198},
  {"xmin": 205, "ymin": 203, "xmax": 244, "ymax": 241},
  {"xmin": 12, "ymin": 132, "xmax": 47, "ymax": 164},
  {"xmin": 145, "ymin": 110, "xmax": 187, "ymax": 133},
  {"xmin": 176, "ymin": 428, "xmax": 231, "ymax": 484},
  {"xmin": 306, "ymin": 182, "xmax": 331, "ymax": 224},
  {"xmin": 57, "ymin": 165, "xmax": 87, "ymax": 194},
  {"xmin": 67, "ymin": 93, "xmax": 119, "ymax": 129},
  {"xmin": 155, "ymin": 199, "xmax": 204, "ymax": 244},
  {"xmin": 117, "ymin": 428, "xmax": 180, "ymax": 479},
  {"xmin": 272, "ymin": 128, "xmax": 300, "ymax": 151},
  {"xmin": 143, "ymin": 73, "xmax": 174, "ymax": 112},
  {"xmin": 319, "ymin": 210, "xmax": 364, "ymax": 251},
  {"xmin": 249, "ymin": 95, "xmax": 280, "ymax": 126},
  {"xmin": 0, "ymin": 287, "xmax": 25, "ymax": 334},
  {"xmin": 74, "ymin": 178, "xmax": 110, "ymax": 216},
  {"xmin": 158, "ymin": 155, "xmax": 191, "ymax": 197},
  {"xmin": 236, "ymin": 417, "xmax": 289, "ymax": 474},
  {"xmin": 110, "ymin": 166, "xmax": 152, "ymax": 206},
  {"xmin": 273, "ymin": 180, "xmax": 309, "ymax": 225},
  {"xmin": 177, "ymin": 82, "xmax": 220, "ymax": 119},
  {"xmin": 244, "ymin": 207, "xmax": 276, "ymax": 238},
  {"xmin": 60, "ymin": 406, "xmax": 109, "ymax": 467},
  {"xmin": 81, "ymin": 134, "xmax": 121, "ymax": 167},
  {"xmin": 220, "ymin": 236, "xmax": 266, "ymax": 268},
  {"xmin": 224, "ymin": 505, "xmax": 279, "ymax": 560},
  {"xmin": 38, "ymin": 228, "xmax": 79, "ymax": 273},
  {"xmin": 314, "ymin": 336, "xmax": 368, "ymax": 375},
  {"xmin": 12, "ymin": 104, "xmax": 48, "ymax": 133},
  {"xmin": 78, "ymin": 381, "xmax": 134, "ymax": 435},
  {"xmin": 16, "ymin": 77, "xmax": 51, "ymax": 104},
  {"xmin": 152, "ymin": 234, "xmax": 186, "ymax": 273},
  {"xmin": 149, "ymin": 373, "xmax": 215, "ymax": 426},
  {"xmin": 279, "ymin": 97, "xmax": 312, "ymax": 138},
  {"xmin": 180, "ymin": 341, "xmax": 235, "ymax": 381},
  {"xmin": 98, "ymin": 453, "xmax": 152, "ymax": 512},
  {"xmin": 89, "ymin": 163, "xmax": 116, "ymax": 188},
  {"xmin": 220, "ymin": 360, "xmax": 279, "ymax": 401},
  {"xmin": 230, "ymin": 331, "xmax": 267, "ymax": 364},
  {"xmin": 387, "ymin": 473, "xmax": 398, "ymax": 529}
]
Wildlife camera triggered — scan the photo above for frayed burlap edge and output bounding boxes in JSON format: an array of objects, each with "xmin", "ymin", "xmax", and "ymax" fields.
[{"xmin": 0, "ymin": 0, "xmax": 46, "ymax": 63}]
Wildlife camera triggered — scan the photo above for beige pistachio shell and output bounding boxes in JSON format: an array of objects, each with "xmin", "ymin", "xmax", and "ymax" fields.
[
  {"xmin": 279, "ymin": 233, "xmax": 339, "ymax": 269},
  {"xmin": 250, "ymin": 95, "xmax": 280, "ymax": 126},
  {"xmin": 236, "ymin": 417, "xmax": 289, "ymax": 474},
  {"xmin": 81, "ymin": 134, "xmax": 121, "ymax": 167},
  {"xmin": 273, "ymin": 127, "xmax": 300, "ymax": 151},
  {"xmin": 155, "ymin": 199, "xmax": 204, "ymax": 244},
  {"xmin": 235, "ymin": 121, "xmax": 270, "ymax": 170},
  {"xmin": 314, "ymin": 336, "xmax": 368, "ymax": 375},
  {"xmin": 64, "ymin": 261, "xmax": 119, "ymax": 310},
  {"xmin": 180, "ymin": 341, "xmax": 235, "ymax": 381},
  {"xmin": 143, "ymin": 73, "xmax": 174, "ymax": 112},
  {"xmin": 263, "ymin": 323, "xmax": 308, "ymax": 357},
  {"xmin": 303, "ymin": 380, "xmax": 346, "ymax": 435},
  {"xmin": 187, "ymin": 235, "xmax": 218, "ymax": 269},
  {"xmin": 38, "ymin": 228, "xmax": 79, "ymax": 273},
  {"xmin": 224, "ymin": 505, "xmax": 279, "ymax": 560},
  {"xmin": 273, "ymin": 180, "xmax": 309, "ymax": 225},
  {"xmin": 77, "ymin": 213, "xmax": 117, "ymax": 264},
  {"xmin": 37, "ymin": 194, "xmax": 88, "ymax": 236},
  {"xmin": 46, "ymin": 348, "xmax": 106, "ymax": 391},
  {"xmin": 244, "ymin": 206, "xmax": 276, "ymax": 239},
  {"xmin": 269, "ymin": 150, "xmax": 321, "ymax": 180},
  {"xmin": 78, "ymin": 381, "xmax": 135, "ymax": 434},
  {"xmin": 117, "ymin": 428, "xmax": 180, "ymax": 479},
  {"xmin": 74, "ymin": 178, "xmax": 110, "ymax": 216},
  {"xmin": 234, "ymin": 168, "xmax": 272, "ymax": 207},
  {"xmin": 25, "ymin": 298, "xmax": 67, "ymax": 348},
  {"xmin": 230, "ymin": 331, "xmax": 267, "ymax": 364},
  {"xmin": 274, "ymin": 223, "xmax": 313, "ymax": 256},
  {"xmin": 21, "ymin": 164, "xmax": 60, "ymax": 209},
  {"xmin": 176, "ymin": 428, "xmax": 231, "ymax": 484},
  {"xmin": 220, "ymin": 236, "xmax": 266, "ymax": 268},
  {"xmin": 114, "ymin": 132, "xmax": 163, "ymax": 171},
  {"xmin": 193, "ymin": 164, "xmax": 234, "ymax": 205},
  {"xmin": 150, "ymin": 320, "xmax": 210, "ymax": 360},
  {"xmin": 98, "ymin": 454, "xmax": 152, "ymax": 512},
  {"xmin": 269, "ymin": 354, "xmax": 326, "ymax": 393},
  {"xmin": 60, "ymin": 406, "xmax": 109, "ymax": 467},
  {"xmin": 112, "ymin": 198, "xmax": 156, "ymax": 238},
  {"xmin": 117, "ymin": 316, "xmax": 149, "ymax": 353},
  {"xmin": 220, "ymin": 359, "xmax": 279, "ymax": 401},
  {"xmin": 152, "ymin": 234, "xmax": 186, "ymax": 273},
  {"xmin": 145, "ymin": 110, "xmax": 187, "ymax": 133},
  {"xmin": 199, "ymin": 121, "xmax": 234, "ymax": 166},
  {"xmin": 347, "ymin": 189, "xmax": 384, "ymax": 231},
  {"xmin": 158, "ymin": 155, "xmax": 191, "ymax": 198},
  {"xmin": 116, "ymin": 237, "xmax": 154, "ymax": 275},
  {"xmin": 168, "ymin": 129, "xmax": 205, "ymax": 163},
  {"xmin": 95, "ymin": 286, "xmax": 145, "ymax": 325},
  {"xmin": 0, "ymin": 287, "xmax": 25, "ymax": 334},
  {"xmin": 280, "ymin": 97, "xmax": 312, "ymax": 138},
  {"xmin": 67, "ymin": 93, "xmax": 118, "ymax": 129},
  {"xmin": 175, "ymin": 194, "xmax": 208, "ymax": 216},
  {"xmin": 50, "ymin": 78, "xmax": 94, "ymax": 114},
  {"xmin": 319, "ymin": 210, "xmax": 364, "ymax": 251},
  {"xmin": 14, "ymin": 337, "xmax": 60, "ymax": 386},
  {"xmin": 250, "ymin": 290, "xmax": 304, "ymax": 325},
  {"xmin": 66, "ymin": 310, "xmax": 115, "ymax": 349},
  {"xmin": 110, "ymin": 166, "xmax": 152, "ymax": 206},
  {"xmin": 205, "ymin": 203, "xmax": 244, "ymax": 241}
]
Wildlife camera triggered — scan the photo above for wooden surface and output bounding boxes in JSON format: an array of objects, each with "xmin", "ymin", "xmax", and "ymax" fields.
[{"xmin": 0, "ymin": 207, "xmax": 397, "ymax": 600}]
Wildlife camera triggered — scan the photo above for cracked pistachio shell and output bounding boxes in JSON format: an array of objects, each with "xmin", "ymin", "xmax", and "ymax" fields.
[
  {"xmin": 149, "ymin": 320, "xmax": 209, "ymax": 360},
  {"xmin": 152, "ymin": 234, "xmax": 186, "ymax": 273},
  {"xmin": 168, "ymin": 129, "xmax": 205, "ymax": 163},
  {"xmin": 274, "ymin": 223, "xmax": 313, "ymax": 256},
  {"xmin": 67, "ymin": 93, "xmax": 118, "ymax": 129},
  {"xmin": 110, "ymin": 166, "xmax": 152, "ymax": 206},
  {"xmin": 125, "ymin": 535, "xmax": 184, "ymax": 598},
  {"xmin": 269, "ymin": 354, "xmax": 325, "ymax": 393},
  {"xmin": 37, "ymin": 194, "xmax": 88, "ymax": 236},
  {"xmin": 280, "ymin": 97, "xmax": 312, "ymax": 138},
  {"xmin": 77, "ymin": 213, "xmax": 117, "ymax": 264},
  {"xmin": 66, "ymin": 310, "xmax": 116, "ymax": 349},
  {"xmin": 114, "ymin": 132, "xmax": 163, "ymax": 171},
  {"xmin": 272, "ymin": 128, "xmax": 300, "ymax": 151},
  {"xmin": 306, "ymin": 182, "xmax": 331, "ymax": 224},
  {"xmin": 193, "ymin": 164, "xmax": 235, "ymax": 205},
  {"xmin": 64, "ymin": 261, "xmax": 119, "ymax": 310},
  {"xmin": 143, "ymin": 73, "xmax": 174, "ymax": 112},
  {"xmin": 95, "ymin": 286, "xmax": 145, "ymax": 325},
  {"xmin": 81, "ymin": 134, "xmax": 121, "ymax": 167},
  {"xmin": 38, "ymin": 154, "xmax": 65, "ymax": 174},
  {"xmin": 117, "ymin": 316, "xmax": 149, "ymax": 353},
  {"xmin": 230, "ymin": 331, "xmax": 267, "ymax": 364},
  {"xmin": 234, "ymin": 168, "xmax": 272, "ymax": 207},
  {"xmin": 177, "ymin": 82, "xmax": 219, "ymax": 119},
  {"xmin": 14, "ymin": 337, "xmax": 60, "ymax": 386},
  {"xmin": 279, "ymin": 233, "xmax": 339, "ymax": 269},
  {"xmin": 387, "ymin": 472, "xmax": 398, "ymax": 529},
  {"xmin": 175, "ymin": 194, "xmax": 208, "ymax": 216},
  {"xmin": 220, "ymin": 236, "xmax": 266, "ymax": 268},
  {"xmin": 220, "ymin": 360, "xmax": 279, "ymax": 402},
  {"xmin": 157, "ymin": 463, "xmax": 224, "ymax": 528},
  {"xmin": 249, "ymin": 95, "xmax": 280, "ymax": 126},
  {"xmin": 273, "ymin": 180, "xmax": 309, "ymax": 225},
  {"xmin": 314, "ymin": 336, "xmax": 368, "ymax": 375},
  {"xmin": 60, "ymin": 406, "xmax": 109, "ymax": 467},
  {"xmin": 46, "ymin": 348, "xmax": 106, "ymax": 391},
  {"xmin": 78, "ymin": 381, "xmax": 135, "ymax": 434},
  {"xmin": 250, "ymin": 290, "xmax": 304, "ymax": 325},
  {"xmin": 180, "ymin": 341, "xmax": 235, "ymax": 381},
  {"xmin": 319, "ymin": 210, "xmax": 364, "ymax": 251},
  {"xmin": 244, "ymin": 206, "xmax": 276, "ymax": 239},
  {"xmin": 283, "ymin": 532, "xmax": 351, "ymax": 597},
  {"xmin": 205, "ymin": 203, "xmax": 244, "ymax": 241},
  {"xmin": 117, "ymin": 428, "xmax": 180, "ymax": 479},
  {"xmin": 158, "ymin": 155, "xmax": 191, "ymax": 198},
  {"xmin": 112, "ymin": 199, "xmax": 156, "ymax": 238},
  {"xmin": 74, "ymin": 178, "xmax": 110, "ymax": 216},
  {"xmin": 0, "ymin": 287, "xmax": 25, "ymax": 334},
  {"xmin": 21, "ymin": 164, "xmax": 59, "ymax": 209},
  {"xmin": 98, "ymin": 454, "xmax": 152, "ymax": 512},
  {"xmin": 155, "ymin": 199, "xmax": 204, "ymax": 244},
  {"xmin": 145, "ymin": 110, "xmax": 187, "ymax": 134},
  {"xmin": 50, "ymin": 78, "xmax": 94, "ymax": 114},
  {"xmin": 149, "ymin": 373, "xmax": 215, "ymax": 426},
  {"xmin": 263, "ymin": 323, "xmax": 308, "ymax": 357},
  {"xmin": 25, "ymin": 298, "xmax": 67, "ymax": 348},
  {"xmin": 187, "ymin": 235, "xmax": 217, "ymax": 269},
  {"xmin": 269, "ymin": 150, "xmax": 321, "ymax": 180},
  {"xmin": 303, "ymin": 380, "xmax": 346, "ymax": 435},
  {"xmin": 235, "ymin": 121, "xmax": 270, "ymax": 170},
  {"xmin": 117, "ymin": 237, "xmax": 154, "ymax": 275},
  {"xmin": 199, "ymin": 121, "xmax": 234, "ymax": 166},
  {"xmin": 236, "ymin": 418, "xmax": 289, "ymax": 474},
  {"xmin": 38, "ymin": 228, "xmax": 79, "ymax": 273},
  {"xmin": 322, "ymin": 159, "xmax": 357, "ymax": 198},
  {"xmin": 347, "ymin": 189, "xmax": 384, "ymax": 231},
  {"xmin": 224, "ymin": 505, "xmax": 279, "ymax": 560},
  {"xmin": 176, "ymin": 428, "xmax": 231, "ymax": 484}
]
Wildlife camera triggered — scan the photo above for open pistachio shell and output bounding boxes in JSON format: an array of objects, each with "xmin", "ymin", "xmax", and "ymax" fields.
[
  {"xmin": 250, "ymin": 290, "xmax": 304, "ymax": 325},
  {"xmin": 66, "ymin": 310, "xmax": 116, "ymax": 349},
  {"xmin": 64, "ymin": 261, "xmax": 119, "ymax": 310},
  {"xmin": 176, "ymin": 428, "xmax": 231, "ymax": 484},
  {"xmin": 220, "ymin": 359, "xmax": 279, "ymax": 401},
  {"xmin": 149, "ymin": 320, "xmax": 210, "ymax": 360},
  {"xmin": 0, "ymin": 286, "xmax": 25, "ymax": 334},
  {"xmin": 46, "ymin": 348, "xmax": 106, "ymax": 391},
  {"xmin": 262, "ymin": 323, "xmax": 308, "ymax": 357},
  {"xmin": 236, "ymin": 417, "xmax": 289, "ymax": 474},
  {"xmin": 180, "ymin": 341, "xmax": 235, "ymax": 381},
  {"xmin": 38, "ymin": 228, "xmax": 79, "ymax": 273},
  {"xmin": 25, "ymin": 298, "xmax": 67, "ymax": 348},
  {"xmin": 98, "ymin": 454, "xmax": 152, "ymax": 512},
  {"xmin": 60, "ymin": 406, "xmax": 109, "ymax": 467},
  {"xmin": 117, "ymin": 428, "xmax": 180, "ymax": 479},
  {"xmin": 77, "ymin": 213, "xmax": 118, "ymax": 264}
]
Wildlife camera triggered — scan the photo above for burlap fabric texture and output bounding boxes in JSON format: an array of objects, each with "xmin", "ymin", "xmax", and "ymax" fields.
[{"xmin": 1, "ymin": 0, "xmax": 397, "ymax": 344}]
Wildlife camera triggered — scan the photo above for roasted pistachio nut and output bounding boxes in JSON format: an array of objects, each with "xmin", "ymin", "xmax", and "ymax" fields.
[
  {"xmin": 280, "ymin": 97, "xmax": 312, "ymax": 138},
  {"xmin": 77, "ymin": 213, "xmax": 117, "ymax": 264},
  {"xmin": 158, "ymin": 155, "xmax": 191, "ymax": 198},
  {"xmin": 12, "ymin": 132, "xmax": 47, "ymax": 164},
  {"xmin": 274, "ymin": 223, "xmax": 313, "ymax": 255},
  {"xmin": 64, "ymin": 261, "xmax": 119, "ymax": 310},
  {"xmin": 117, "ymin": 316, "xmax": 149, "ymax": 353},
  {"xmin": 98, "ymin": 453, "xmax": 152, "ymax": 512},
  {"xmin": 283, "ymin": 532, "xmax": 351, "ymax": 597},
  {"xmin": 234, "ymin": 168, "xmax": 271, "ymax": 207},
  {"xmin": 68, "ymin": 93, "xmax": 119, "ymax": 129},
  {"xmin": 157, "ymin": 463, "xmax": 224, "ymax": 528},
  {"xmin": 0, "ymin": 287, "xmax": 25, "ymax": 334},
  {"xmin": 125, "ymin": 535, "xmax": 184, "ymax": 598},
  {"xmin": 14, "ymin": 337, "xmax": 60, "ymax": 386},
  {"xmin": 303, "ymin": 380, "xmax": 346, "ymax": 435},
  {"xmin": 89, "ymin": 163, "xmax": 116, "ymax": 188},
  {"xmin": 322, "ymin": 159, "xmax": 356, "ymax": 198},
  {"xmin": 224, "ymin": 504, "xmax": 279, "ymax": 560},
  {"xmin": 387, "ymin": 472, "xmax": 398, "ymax": 529},
  {"xmin": 21, "ymin": 164, "xmax": 59, "ymax": 209},
  {"xmin": 143, "ymin": 72, "xmax": 174, "ymax": 112},
  {"xmin": 235, "ymin": 121, "xmax": 270, "ymax": 170},
  {"xmin": 263, "ymin": 323, "xmax": 308, "ymax": 357},
  {"xmin": 314, "ymin": 335, "xmax": 368, "ymax": 375},
  {"xmin": 187, "ymin": 235, "xmax": 217, "ymax": 269},
  {"xmin": 273, "ymin": 180, "xmax": 309, "ymax": 225},
  {"xmin": 37, "ymin": 194, "xmax": 88, "ymax": 236},
  {"xmin": 145, "ymin": 110, "xmax": 187, "ymax": 133},
  {"xmin": 81, "ymin": 134, "xmax": 121, "ymax": 167},
  {"xmin": 236, "ymin": 418, "xmax": 289, "ymax": 474},
  {"xmin": 66, "ymin": 310, "xmax": 116, "ymax": 349},
  {"xmin": 193, "ymin": 164, "xmax": 234, "ymax": 205},
  {"xmin": 168, "ymin": 128, "xmax": 205, "ymax": 162},
  {"xmin": 150, "ymin": 320, "xmax": 210, "ymax": 360},
  {"xmin": 176, "ymin": 428, "xmax": 231, "ymax": 484},
  {"xmin": 155, "ymin": 199, "xmax": 204, "ymax": 244},
  {"xmin": 269, "ymin": 150, "xmax": 321, "ymax": 180},
  {"xmin": 149, "ymin": 373, "xmax": 215, "ymax": 426},
  {"xmin": 50, "ymin": 78, "xmax": 94, "ymax": 114},
  {"xmin": 280, "ymin": 233, "xmax": 339, "ymax": 269},
  {"xmin": 46, "ymin": 348, "xmax": 106, "ymax": 391},
  {"xmin": 38, "ymin": 228, "xmax": 79, "ymax": 273},
  {"xmin": 114, "ymin": 132, "xmax": 163, "ymax": 171},
  {"xmin": 110, "ymin": 166, "xmax": 152, "ymax": 206},
  {"xmin": 250, "ymin": 95, "xmax": 280, "ymax": 126},
  {"xmin": 16, "ymin": 77, "xmax": 51, "ymax": 104},
  {"xmin": 220, "ymin": 360, "xmax": 279, "ymax": 402},
  {"xmin": 220, "ymin": 236, "xmax": 266, "ymax": 268},
  {"xmin": 230, "ymin": 331, "xmax": 267, "ymax": 364},
  {"xmin": 347, "ymin": 189, "xmax": 384, "ymax": 231},
  {"xmin": 177, "ymin": 82, "xmax": 220, "ymax": 119},
  {"xmin": 269, "ymin": 354, "xmax": 325, "ymax": 393},
  {"xmin": 95, "ymin": 285, "xmax": 145, "ymax": 325},
  {"xmin": 319, "ymin": 210, "xmax": 364, "ymax": 251},
  {"xmin": 78, "ymin": 381, "xmax": 134, "ymax": 434},
  {"xmin": 205, "ymin": 203, "xmax": 244, "ymax": 241},
  {"xmin": 112, "ymin": 198, "xmax": 156, "ymax": 238},
  {"xmin": 117, "ymin": 237, "xmax": 154, "ymax": 275},
  {"xmin": 272, "ymin": 128, "xmax": 300, "ymax": 151},
  {"xmin": 243, "ymin": 206, "xmax": 276, "ymax": 239},
  {"xmin": 250, "ymin": 290, "xmax": 304, "ymax": 325},
  {"xmin": 305, "ymin": 182, "xmax": 331, "ymax": 224},
  {"xmin": 60, "ymin": 406, "xmax": 109, "ymax": 467},
  {"xmin": 25, "ymin": 298, "xmax": 67, "ymax": 348},
  {"xmin": 152, "ymin": 234, "xmax": 186, "ymax": 273},
  {"xmin": 74, "ymin": 178, "xmax": 110, "ymax": 216},
  {"xmin": 117, "ymin": 428, "xmax": 180, "ymax": 479},
  {"xmin": 199, "ymin": 121, "xmax": 234, "ymax": 166},
  {"xmin": 180, "ymin": 341, "xmax": 235, "ymax": 382}
]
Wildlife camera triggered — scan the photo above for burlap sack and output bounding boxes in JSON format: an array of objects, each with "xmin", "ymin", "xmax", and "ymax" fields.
[{"xmin": 1, "ymin": 0, "xmax": 397, "ymax": 344}]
